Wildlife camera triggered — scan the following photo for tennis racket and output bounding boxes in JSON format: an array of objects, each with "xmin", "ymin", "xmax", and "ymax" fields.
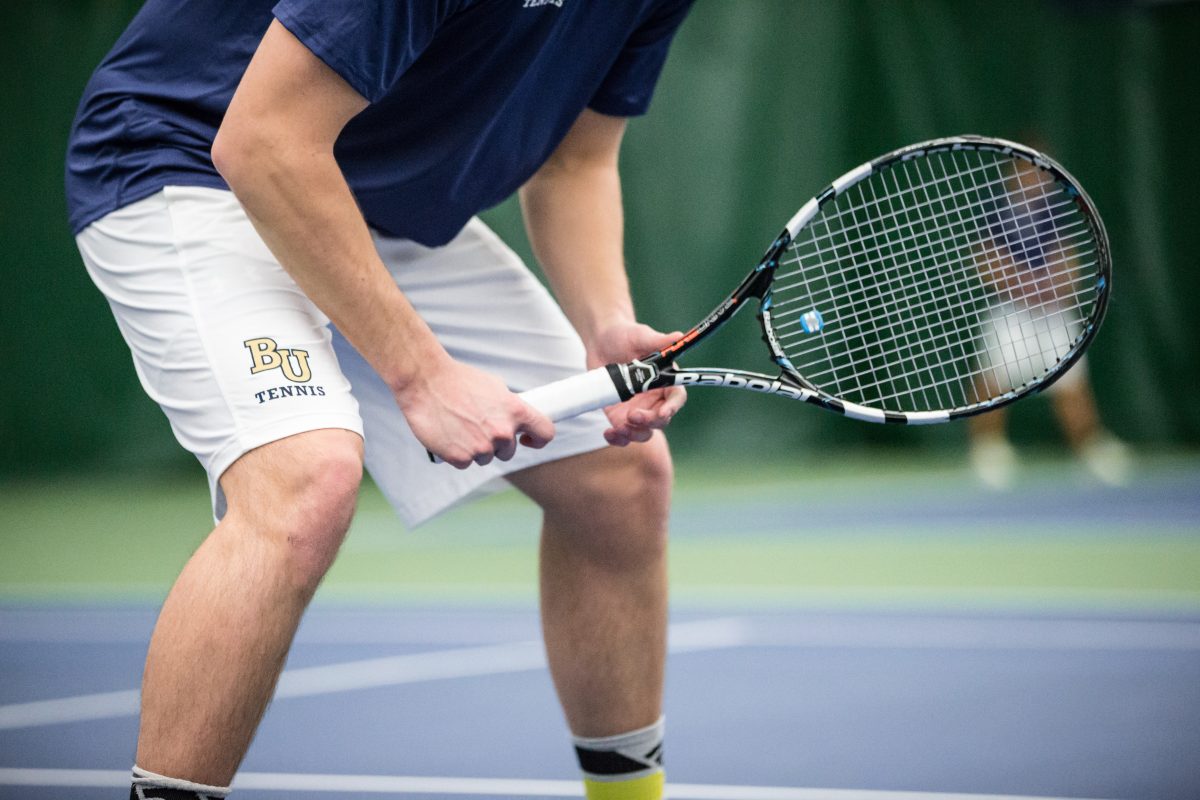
[{"xmin": 509, "ymin": 136, "xmax": 1112, "ymax": 437}]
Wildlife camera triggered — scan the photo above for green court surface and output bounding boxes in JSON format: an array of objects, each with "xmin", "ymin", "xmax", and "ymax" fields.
[{"xmin": 2, "ymin": 453, "xmax": 1198, "ymax": 612}]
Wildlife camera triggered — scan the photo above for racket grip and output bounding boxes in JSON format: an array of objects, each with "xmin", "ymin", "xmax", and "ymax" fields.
[
  {"xmin": 427, "ymin": 366, "xmax": 624, "ymax": 464},
  {"xmin": 518, "ymin": 365, "xmax": 623, "ymax": 422}
]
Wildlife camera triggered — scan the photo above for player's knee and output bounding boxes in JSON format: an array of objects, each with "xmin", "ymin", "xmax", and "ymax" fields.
[
  {"xmin": 623, "ymin": 438, "xmax": 675, "ymax": 528},
  {"xmin": 280, "ymin": 447, "xmax": 362, "ymax": 583},
  {"xmin": 557, "ymin": 438, "xmax": 674, "ymax": 565},
  {"xmin": 223, "ymin": 430, "xmax": 363, "ymax": 590}
]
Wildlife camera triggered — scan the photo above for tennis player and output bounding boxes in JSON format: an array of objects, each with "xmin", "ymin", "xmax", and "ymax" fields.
[
  {"xmin": 67, "ymin": 2, "xmax": 693, "ymax": 799},
  {"xmin": 970, "ymin": 147, "xmax": 1130, "ymax": 488}
]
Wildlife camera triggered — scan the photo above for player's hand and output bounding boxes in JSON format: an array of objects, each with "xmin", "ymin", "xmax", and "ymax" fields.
[
  {"xmin": 396, "ymin": 356, "xmax": 555, "ymax": 469},
  {"xmin": 587, "ymin": 322, "xmax": 688, "ymax": 446}
]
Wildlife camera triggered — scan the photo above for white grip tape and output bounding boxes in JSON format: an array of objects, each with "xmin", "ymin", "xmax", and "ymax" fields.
[
  {"xmin": 518, "ymin": 366, "xmax": 623, "ymax": 422},
  {"xmin": 429, "ymin": 367, "xmax": 622, "ymax": 464}
]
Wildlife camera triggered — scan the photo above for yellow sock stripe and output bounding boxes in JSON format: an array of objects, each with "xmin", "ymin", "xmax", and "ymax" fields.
[{"xmin": 583, "ymin": 770, "xmax": 664, "ymax": 800}]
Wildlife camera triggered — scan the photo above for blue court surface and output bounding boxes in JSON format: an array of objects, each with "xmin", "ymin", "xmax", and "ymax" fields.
[{"xmin": 2, "ymin": 456, "xmax": 1199, "ymax": 800}]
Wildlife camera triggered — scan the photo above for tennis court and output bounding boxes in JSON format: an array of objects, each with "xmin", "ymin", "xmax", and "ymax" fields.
[
  {"xmin": 3, "ymin": 454, "xmax": 1198, "ymax": 800},
  {"xmin": 4, "ymin": 4, "xmax": 1200, "ymax": 799}
]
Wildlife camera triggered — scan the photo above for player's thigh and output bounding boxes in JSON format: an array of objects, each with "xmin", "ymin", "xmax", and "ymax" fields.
[{"xmin": 76, "ymin": 186, "xmax": 364, "ymax": 521}]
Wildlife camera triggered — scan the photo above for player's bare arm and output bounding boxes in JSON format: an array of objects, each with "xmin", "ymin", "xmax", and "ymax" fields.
[
  {"xmin": 212, "ymin": 20, "xmax": 552, "ymax": 468},
  {"xmin": 520, "ymin": 109, "xmax": 687, "ymax": 446}
]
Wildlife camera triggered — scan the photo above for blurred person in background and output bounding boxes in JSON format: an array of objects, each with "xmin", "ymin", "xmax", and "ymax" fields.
[{"xmin": 969, "ymin": 136, "xmax": 1131, "ymax": 489}]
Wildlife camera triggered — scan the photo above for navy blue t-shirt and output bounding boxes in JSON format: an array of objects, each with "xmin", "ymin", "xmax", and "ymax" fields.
[{"xmin": 66, "ymin": 0, "xmax": 693, "ymax": 245}]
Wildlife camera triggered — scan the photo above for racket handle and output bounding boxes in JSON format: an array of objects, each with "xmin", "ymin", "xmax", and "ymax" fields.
[
  {"xmin": 518, "ymin": 365, "xmax": 623, "ymax": 422},
  {"xmin": 427, "ymin": 366, "xmax": 624, "ymax": 464}
]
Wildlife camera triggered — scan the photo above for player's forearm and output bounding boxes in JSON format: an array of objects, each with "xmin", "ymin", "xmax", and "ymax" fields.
[
  {"xmin": 520, "ymin": 160, "xmax": 636, "ymax": 352},
  {"xmin": 213, "ymin": 138, "xmax": 447, "ymax": 393}
]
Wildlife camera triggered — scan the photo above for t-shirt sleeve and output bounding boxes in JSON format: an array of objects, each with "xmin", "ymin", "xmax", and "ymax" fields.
[
  {"xmin": 272, "ymin": 0, "xmax": 460, "ymax": 104},
  {"xmin": 588, "ymin": 0, "xmax": 694, "ymax": 117}
]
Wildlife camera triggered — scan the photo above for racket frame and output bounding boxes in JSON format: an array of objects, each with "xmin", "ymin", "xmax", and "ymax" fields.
[{"xmin": 587, "ymin": 135, "xmax": 1111, "ymax": 425}]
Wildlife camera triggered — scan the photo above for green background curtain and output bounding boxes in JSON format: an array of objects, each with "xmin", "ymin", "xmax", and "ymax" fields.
[{"xmin": 2, "ymin": 1, "xmax": 1197, "ymax": 477}]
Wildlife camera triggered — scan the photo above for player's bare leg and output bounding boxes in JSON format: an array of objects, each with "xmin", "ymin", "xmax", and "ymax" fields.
[
  {"xmin": 510, "ymin": 437, "xmax": 671, "ymax": 791},
  {"xmin": 967, "ymin": 407, "xmax": 1018, "ymax": 489},
  {"xmin": 1050, "ymin": 381, "xmax": 1132, "ymax": 485},
  {"xmin": 968, "ymin": 404, "xmax": 1008, "ymax": 441},
  {"xmin": 1049, "ymin": 380, "xmax": 1101, "ymax": 451},
  {"xmin": 135, "ymin": 428, "xmax": 362, "ymax": 786}
]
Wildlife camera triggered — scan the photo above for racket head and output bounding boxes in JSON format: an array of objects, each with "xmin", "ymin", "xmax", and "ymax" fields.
[{"xmin": 759, "ymin": 135, "xmax": 1111, "ymax": 423}]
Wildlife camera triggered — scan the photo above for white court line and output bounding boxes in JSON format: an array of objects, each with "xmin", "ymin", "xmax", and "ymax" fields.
[
  {"xmin": 0, "ymin": 768, "xmax": 1115, "ymax": 800},
  {"xmin": 737, "ymin": 617, "xmax": 1200, "ymax": 652},
  {"xmin": 0, "ymin": 617, "xmax": 748, "ymax": 731},
  {"xmin": 6, "ymin": 608, "xmax": 1198, "ymax": 648},
  {"xmin": 5, "ymin": 613, "xmax": 1199, "ymax": 730}
]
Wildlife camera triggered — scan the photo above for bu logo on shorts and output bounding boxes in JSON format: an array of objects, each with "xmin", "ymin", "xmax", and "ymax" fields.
[{"xmin": 244, "ymin": 337, "xmax": 312, "ymax": 383}]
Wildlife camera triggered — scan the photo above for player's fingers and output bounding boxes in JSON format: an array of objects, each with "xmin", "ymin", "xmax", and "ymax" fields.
[
  {"xmin": 625, "ymin": 414, "xmax": 659, "ymax": 431},
  {"xmin": 604, "ymin": 428, "xmax": 630, "ymax": 447},
  {"xmin": 639, "ymin": 328, "xmax": 684, "ymax": 353},
  {"xmin": 661, "ymin": 385, "xmax": 687, "ymax": 412},
  {"xmin": 652, "ymin": 385, "xmax": 687, "ymax": 424},
  {"xmin": 493, "ymin": 433, "xmax": 518, "ymax": 462},
  {"xmin": 626, "ymin": 387, "xmax": 686, "ymax": 430},
  {"xmin": 440, "ymin": 448, "xmax": 475, "ymax": 470},
  {"xmin": 606, "ymin": 409, "xmax": 655, "ymax": 443},
  {"xmin": 625, "ymin": 425, "xmax": 654, "ymax": 443},
  {"xmin": 515, "ymin": 403, "xmax": 555, "ymax": 449}
]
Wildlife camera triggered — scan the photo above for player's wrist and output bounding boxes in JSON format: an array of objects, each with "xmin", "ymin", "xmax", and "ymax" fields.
[{"xmin": 381, "ymin": 334, "xmax": 454, "ymax": 402}]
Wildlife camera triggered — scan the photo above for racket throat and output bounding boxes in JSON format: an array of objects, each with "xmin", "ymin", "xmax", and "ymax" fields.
[{"xmin": 608, "ymin": 359, "xmax": 665, "ymax": 400}]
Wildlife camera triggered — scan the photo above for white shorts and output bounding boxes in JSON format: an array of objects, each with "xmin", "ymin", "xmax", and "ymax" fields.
[
  {"xmin": 978, "ymin": 301, "xmax": 1088, "ymax": 397},
  {"xmin": 76, "ymin": 186, "xmax": 610, "ymax": 527}
]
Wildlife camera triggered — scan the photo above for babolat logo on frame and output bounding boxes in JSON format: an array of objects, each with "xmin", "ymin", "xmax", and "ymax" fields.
[
  {"xmin": 244, "ymin": 337, "xmax": 326, "ymax": 404},
  {"xmin": 674, "ymin": 372, "xmax": 808, "ymax": 401}
]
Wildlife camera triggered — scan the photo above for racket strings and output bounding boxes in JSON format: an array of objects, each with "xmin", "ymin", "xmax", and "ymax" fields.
[
  {"xmin": 796, "ymin": 293, "xmax": 1096, "ymax": 407},
  {"xmin": 849, "ymin": 156, "xmax": 1083, "ymax": 409},
  {"xmin": 782, "ymin": 169, "xmax": 1046, "ymax": 391},
  {"xmin": 827, "ymin": 158, "xmax": 996, "ymax": 410},
  {"xmin": 903, "ymin": 154, "xmax": 1082, "ymax": 406},
  {"xmin": 774, "ymin": 160, "xmax": 1071, "ymax": 284},
  {"xmin": 910, "ymin": 153, "xmax": 1089, "ymax": 405},
  {"xmin": 773, "ymin": 197, "xmax": 1088, "ymax": 303},
  {"xmin": 861, "ymin": 155, "xmax": 1086, "ymax": 408},
  {"xmin": 918, "ymin": 154, "xmax": 1090, "ymax": 407},
  {"xmin": 774, "ymin": 160, "xmax": 1087, "ymax": 310},
  {"xmin": 773, "ymin": 267, "xmax": 1094, "ymax": 351},
  {"xmin": 781, "ymin": 273, "xmax": 1097, "ymax": 386},
  {"xmin": 775, "ymin": 228, "xmax": 1097, "ymax": 353},
  {"xmin": 767, "ymin": 149, "xmax": 1100, "ymax": 413},
  {"xmin": 774, "ymin": 222, "xmax": 1095, "ymax": 337}
]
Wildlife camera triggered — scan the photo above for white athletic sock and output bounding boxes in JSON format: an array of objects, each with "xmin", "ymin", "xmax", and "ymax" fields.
[{"xmin": 129, "ymin": 765, "xmax": 230, "ymax": 800}]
